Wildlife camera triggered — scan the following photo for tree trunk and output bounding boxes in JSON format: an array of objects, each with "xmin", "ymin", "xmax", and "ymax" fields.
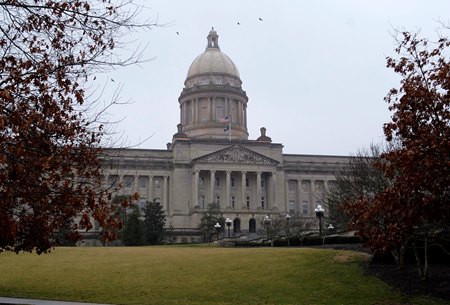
[
  {"xmin": 412, "ymin": 241, "xmax": 424, "ymax": 278},
  {"xmin": 423, "ymin": 235, "xmax": 429, "ymax": 279}
]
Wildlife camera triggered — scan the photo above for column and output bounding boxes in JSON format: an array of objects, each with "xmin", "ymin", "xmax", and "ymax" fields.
[
  {"xmin": 133, "ymin": 175, "xmax": 138, "ymax": 194},
  {"xmin": 236, "ymin": 100, "xmax": 241, "ymax": 124},
  {"xmin": 148, "ymin": 176, "xmax": 154, "ymax": 202},
  {"xmin": 271, "ymin": 171, "xmax": 277, "ymax": 210},
  {"xmin": 285, "ymin": 179, "xmax": 289, "ymax": 213},
  {"xmin": 192, "ymin": 170, "xmax": 199, "ymax": 208},
  {"xmin": 163, "ymin": 176, "xmax": 168, "ymax": 212},
  {"xmin": 212, "ymin": 97, "xmax": 216, "ymax": 120},
  {"xmin": 297, "ymin": 179, "xmax": 302, "ymax": 214},
  {"xmin": 209, "ymin": 170, "xmax": 216, "ymax": 205},
  {"xmin": 310, "ymin": 180, "xmax": 315, "ymax": 214},
  {"xmin": 118, "ymin": 175, "xmax": 124, "ymax": 194},
  {"xmin": 241, "ymin": 171, "xmax": 246, "ymax": 209},
  {"xmin": 256, "ymin": 171, "xmax": 262, "ymax": 209},
  {"xmin": 226, "ymin": 171, "xmax": 231, "ymax": 208},
  {"xmin": 103, "ymin": 174, "xmax": 109, "ymax": 189}
]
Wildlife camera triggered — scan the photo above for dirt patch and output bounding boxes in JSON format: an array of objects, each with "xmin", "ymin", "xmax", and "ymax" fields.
[
  {"xmin": 364, "ymin": 263, "xmax": 450, "ymax": 301},
  {"xmin": 334, "ymin": 252, "xmax": 371, "ymax": 263}
]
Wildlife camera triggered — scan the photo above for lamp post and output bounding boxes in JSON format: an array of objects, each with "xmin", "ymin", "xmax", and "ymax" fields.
[
  {"xmin": 225, "ymin": 217, "xmax": 232, "ymax": 238},
  {"xmin": 214, "ymin": 222, "xmax": 221, "ymax": 245},
  {"xmin": 314, "ymin": 205, "xmax": 325, "ymax": 237},
  {"xmin": 263, "ymin": 215, "xmax": 271, "ymax": 244},
  {"xmin": 285, "ymin": 214, "xmax": 291, "ymax": 246},
  {"xmin": 327, "ymin": 224, "xmax": 334, "ymax": 232}
]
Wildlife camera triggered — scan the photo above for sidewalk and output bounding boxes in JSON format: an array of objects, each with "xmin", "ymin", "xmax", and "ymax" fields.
[{"xmin": 0, "ymin": 297, "xmax": 112, "ymax": 305}]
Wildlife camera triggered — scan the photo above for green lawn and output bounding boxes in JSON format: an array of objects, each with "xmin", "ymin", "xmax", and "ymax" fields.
[{"xmin": 0, "ymin": 246, "xmax": 445, "ymax": 305}]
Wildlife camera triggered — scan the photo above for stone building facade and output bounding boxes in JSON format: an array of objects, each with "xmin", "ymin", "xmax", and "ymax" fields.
[{"xmin": 103, "ymin": 28, "xmax": 350, "ymax": 241}]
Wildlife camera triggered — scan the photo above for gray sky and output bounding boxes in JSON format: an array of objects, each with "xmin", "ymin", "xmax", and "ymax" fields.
[{"xmin": 99, "ymin": 0, "xmax": 449, "ymax": 155}]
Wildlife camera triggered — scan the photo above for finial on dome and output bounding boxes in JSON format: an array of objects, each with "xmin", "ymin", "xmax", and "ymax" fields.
[{"xmin": 206, "ymin": 27, "xmax": 220, "ymax": 50}]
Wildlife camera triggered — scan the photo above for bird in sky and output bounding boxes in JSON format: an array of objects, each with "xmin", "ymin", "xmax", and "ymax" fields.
[
  {"xmin": 111, "ymin": 78, "xmax": 115, "ymax": 82},
  {"xmin": 237, "ymin": 21, "xmax": 240, "ymax": 25},
  {"xmin": 176, "ymin": 32, "xmax": 179, "ymax": 35},
  {"xmin": 259, "ymin": 17, "xmax": 263, "ymax": 21}
]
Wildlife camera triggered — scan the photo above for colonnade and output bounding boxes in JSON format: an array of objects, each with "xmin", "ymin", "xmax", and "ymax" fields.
[
  {"xmin": 104, "ymin": 174, "xmax": 170, "ymax": 212},
  {"xmin": 284, "ymin": 178, "xmax": 331, "ymax": 216},
  {"xmin": 181, "ymin": 96, "xmax": 247, "ymax": 127},
  {"xmin": 191, "ymin": 169, "xmax": 276, "ymax": 211}
]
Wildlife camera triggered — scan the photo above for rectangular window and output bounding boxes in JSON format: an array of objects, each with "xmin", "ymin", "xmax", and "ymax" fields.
[
  {"xmin": 261, "ymin": 179, "xmax": 265, "ymax": 188},
  {"xmin": 155, "ymin": 178, "xmax": 161, "ymax": 188},
  {"xmin": 288, "ymin": 181, "xmax": 296, "ymax": 192},
  {"xmin": 302, "ymin": 181, "xmax": 310, "ymax": 193},
  {"xmin": 246, "ymin": 196, "xmax": 250, "ymax": 209},
  {"xmin": 216, "ymin": 195, "xmax": 220, "ymax": 204},
  {"xmin": 246, "ymin": 178, "xmax": 249, "ymax": 187},
  {"xmin": 231, "ymin": 196, "xmax": 235, "ymax": 209},
  {"xmin": 302, "ymin": 201, "xmax": 309, "ymax": 215},
  {"xmin": 124, "ymin": 176, "xmax": 134, "ymax": 188},
  {"xmin": 139, "ymin": 176, "xmax": 148, "ymax": 188},
  {"xmin": 199, "ymin": 176, "xmax": 205, "ymax": 186},
  {"xmin": 231, "ymin": 177, "xmax": 235, "ymax": 187},
  {"xmin": 215, "ymin": 177, "xmax": 220, "ymax": 187},
  {"xmin": 109, "ymin": 175, "xmax": 118, "ymax": 187},
  {"xmin": 261, "ymin": 197, "xmax": 265, "ymax": 209},
  {"xmin": 289, "ymin": 201, "xmax": 295, "ymax": 214}
]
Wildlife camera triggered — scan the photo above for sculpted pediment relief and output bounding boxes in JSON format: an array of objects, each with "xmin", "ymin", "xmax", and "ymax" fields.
[{"xmin": 194, "ymin": 145, "xmax": 279, "ymax": 165}]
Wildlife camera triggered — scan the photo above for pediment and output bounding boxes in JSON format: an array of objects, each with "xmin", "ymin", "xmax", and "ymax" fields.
[{"xmin": 193, "ymin": 145, "xmax": 279, "ymax": 165}]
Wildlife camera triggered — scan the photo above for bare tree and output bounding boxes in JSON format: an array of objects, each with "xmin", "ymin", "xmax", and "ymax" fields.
[{"xmin": 0, "ymin": 1, "xmax": 156, "ymax": 254}]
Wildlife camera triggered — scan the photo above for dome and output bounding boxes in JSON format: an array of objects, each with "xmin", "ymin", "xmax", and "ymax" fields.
[{"xmin": 186, "ymin": 28, "xmax": 240, "ymax": 80}]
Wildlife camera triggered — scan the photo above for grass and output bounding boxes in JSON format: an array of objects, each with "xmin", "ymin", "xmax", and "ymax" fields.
[{"xmin": 0, "ymin": 246, "xmax": 446, "ymax": 305}]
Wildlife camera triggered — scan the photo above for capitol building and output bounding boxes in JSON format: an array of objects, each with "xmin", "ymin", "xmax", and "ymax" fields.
[{"xmin": 103, "ymin": 28, "xmax": 350, "ymax": 241}]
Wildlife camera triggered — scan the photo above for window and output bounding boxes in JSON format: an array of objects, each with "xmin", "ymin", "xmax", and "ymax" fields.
[
  {"xmin": 231, "ymin": 196, "xmax": 235, "ymax": 209},
  {"xmin": 315, "ymin": 181, "xmax": 323, "ymax": 193},
  {"xmin": 302, "ymin": 181, "xmax": 310, "ymax": 193},
  {"xmin": 124, "ymin": 176, "xmax": 134, "ymax": 188},
  {"xmin": 155, "ymin": 179, "xmax": 161, "ymax": 188},
  {"xmin": 199, "ymin": 176, "xmax": 205, "ymax": 186},
  {"xmin": 261, "ymin": 197, "xmax": 265, "ymax": 209},
  {"xmin": 261, "ymin": 179, "xmax": 265, "ymax": 188},
  {"xmin": 215, "ymin": 177, "xmax": 220, "ymax": 187},
  {"xmin": 246, "ymin": 196, "xmax": 250, "ymax": 209},
  {"xmin": 216, "ymin": 195, "xmax": 220, "ymax": 204},
  {"xmin": 288, "ymin": 181, "xmax": 296, "ymax": 192},
  {"xmin": 109, "ymin": 175, "xmax": 118, "ymax": 187},
  {"xmin": 246, "ymin": 178, "xmax": 249, "ymax": 187},
  {"xmin": 302, "ymin": 201, "xmax": 309, "ymax": 215},
  {"xmin": 289, "ymin": 201, "xmax": 295, "ymax": 214},
  {"xmin": 231, "ymin": 177, "xmax": 235, "ymax": 187},
  {"xmin": 139, "ymin": 176, "xmax": 148, "ymax": 188}
]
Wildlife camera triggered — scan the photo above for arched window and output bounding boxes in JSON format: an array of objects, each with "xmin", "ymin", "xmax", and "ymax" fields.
[
  {"xmin": 249, "ymin": 219, "xmax": 256, "ymax": 233},
  {"xmin": 233, "ymin": 218, "xmax": 241, "ymax": 233}
]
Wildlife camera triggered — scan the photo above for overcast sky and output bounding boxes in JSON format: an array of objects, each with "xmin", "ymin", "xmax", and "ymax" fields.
[{"xmin": 98, "ymin": 0, "xmax": 449, "ymax": 155}]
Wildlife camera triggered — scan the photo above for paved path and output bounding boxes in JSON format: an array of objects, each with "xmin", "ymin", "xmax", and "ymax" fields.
[{"xmin": 0, "ymin": 297, "xmax": 112, "ymax": 305}]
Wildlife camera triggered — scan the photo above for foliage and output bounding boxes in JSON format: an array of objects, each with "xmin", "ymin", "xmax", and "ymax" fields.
[
  {"xmin": 0, "ymin": 1, "xmax": 152, "ymax": 253},
  {"xmin": 260, "ymin": 215, "xmax": 284, "ymax": 246},
  {"xmin": 326, "ymin": 143, "xmax": 391, "ymax": 231},
  {"xmin": 289, "ymin": 214, "xmax": 311, "ymax": 245},
  {"xmin": 165, "ymin": 224, "xmax": 177, "ymax": 244},
  {"xmin": 197, "ymin": 203, "xmax": 224, "ymax": 242},
  {"xmin": 122, "ymin": 206, "xmax": 145, "ymax": 246},
  {"xmin": 0, "ymin": 247, "xmax": 446, "ymax": 305},
  {"xmin": 142, "ymin": 201, "xmax": 166, "ymax": 245},
  {"xmin": 343, "ymin": 29, "xmax": 450, "ymax": 278}
]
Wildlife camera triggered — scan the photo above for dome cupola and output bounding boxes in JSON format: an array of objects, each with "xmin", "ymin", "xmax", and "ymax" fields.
[{"xmin": 178, "ymin": 28, "xmax": 249, "ymax": 140}]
